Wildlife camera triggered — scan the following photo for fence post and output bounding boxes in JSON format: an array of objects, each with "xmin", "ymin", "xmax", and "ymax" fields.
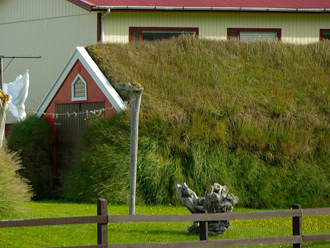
[
  {"xmin": 292, "ymin": 204, "xmax": 302, "ymax": 248},
  {"xmin": 199, "ymin": 210, "xmax": 208, "ymax": 241},
  {"xmin": 97, "ymin": 198, "xmax": 108, "ymax": 245}
]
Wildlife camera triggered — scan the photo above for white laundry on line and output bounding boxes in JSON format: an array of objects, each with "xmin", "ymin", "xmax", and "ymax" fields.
[{"xmin": 3, "ymin": 70, "xmax": 29, "ymax": 121}]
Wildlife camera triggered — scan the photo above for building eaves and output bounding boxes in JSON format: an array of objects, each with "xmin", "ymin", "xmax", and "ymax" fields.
[
  {"xmin": 68, "ymin": 0, "xmax": 330, "ymax": 13},
  {"xmin": 91, "ymin": 6, "xmax": 330, "ymax": 13},
  {"xmin": 67, "ymin": 0, "xmax": 95, "ymax": 12}
]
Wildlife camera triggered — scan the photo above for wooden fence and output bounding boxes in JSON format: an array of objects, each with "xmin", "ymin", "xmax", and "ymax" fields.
[{"xmin": 1, "ymin": 199, "xmax": 330, "ymax": 248}]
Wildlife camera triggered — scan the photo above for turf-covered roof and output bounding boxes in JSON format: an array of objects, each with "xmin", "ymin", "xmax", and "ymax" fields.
[{"xmin": 82, "ymin": 36, "xmax": 330, "ymax": 208}]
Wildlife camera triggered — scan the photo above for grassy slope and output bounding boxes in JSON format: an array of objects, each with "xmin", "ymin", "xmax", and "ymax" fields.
[
  {"xmin": 0, "ymin": 202, "xmax": 329, "ymax": 248},
  {"xmin": 68, "ymin": 37, "xmax": 330, "ymax": 208}
]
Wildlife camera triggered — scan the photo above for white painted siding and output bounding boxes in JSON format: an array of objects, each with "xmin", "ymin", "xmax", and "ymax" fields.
[
  {"xmin": 102, "ymin": 11, "xmax": 330, "ymax": 44},
  {"xmin": 0, "ymin": 0, "xmax": 97, "ymax": 122}
]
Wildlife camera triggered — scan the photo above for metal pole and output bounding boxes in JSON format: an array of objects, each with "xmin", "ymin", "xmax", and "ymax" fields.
[
  {"xmin": 0, "ymin": 98, "xmax": 8, "ymax": 148},
  {"xmin": 0, "ymin": 57, "xmax": 3, "ymax": 90},
  {"xmin": 0, "ymin": 57, "xmax": 5, "ymax": 148},
  {"xmin": 0, "ymin": 55, "xmax": 41, "ymax": 59},
  {"xmin": 0, "ymin": 55, "xmax": 41, "ymax": 88}
]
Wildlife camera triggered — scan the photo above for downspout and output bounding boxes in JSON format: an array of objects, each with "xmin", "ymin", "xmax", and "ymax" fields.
[{"xmin": 101, "ymin": 8, "xmax": 111, "ymax": 42}]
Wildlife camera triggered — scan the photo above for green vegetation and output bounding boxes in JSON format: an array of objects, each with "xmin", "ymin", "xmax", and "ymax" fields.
[
  {"xmin": 0, "ymin": 202, "xmax": 329, "ymax": 247},
  {"xmin": 61, "ymin": 115, "xmax": 131, "ymax": 204},
  {"xmin": 7, "ymin": 115, "xmax": 54, "ymax": 200},
  {"xmin": 0, "ymin": 148, "xmax": 32, "ymax": 216},
  {"xmin": 62, "ymin": 36, "xmax": 330, "ymax": 209}
]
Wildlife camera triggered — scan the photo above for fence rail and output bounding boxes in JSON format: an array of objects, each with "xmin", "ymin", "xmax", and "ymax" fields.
[{"xmin": 1, "ymin": 199, "xmax": 329, "ymax": 248}]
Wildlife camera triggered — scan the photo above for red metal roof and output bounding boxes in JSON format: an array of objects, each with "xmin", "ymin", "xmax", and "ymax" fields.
[{"xmin": 68, "ymin": 0, "xmax": 330, "ymax": 12}]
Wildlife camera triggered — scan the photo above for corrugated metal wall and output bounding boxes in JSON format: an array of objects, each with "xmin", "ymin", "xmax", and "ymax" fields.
[
  {"xmin": 0, "ymin": 0, "xmax": 98, "ymax": 123},
  {"xmin": 0, "ymin": 0, "xmax": 88, "ymax": 23},
  {"xmin": 102, "ymin": 11, "xmax": 330, "ymax": 44}
]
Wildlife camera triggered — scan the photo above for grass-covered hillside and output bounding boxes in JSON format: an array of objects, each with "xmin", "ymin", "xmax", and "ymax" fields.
[{"xmin": 62, "ymin": 36, "xmax": 330, "ymax": 209}]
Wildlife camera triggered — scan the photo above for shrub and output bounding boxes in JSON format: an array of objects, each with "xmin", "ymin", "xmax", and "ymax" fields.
[
  {"xmin": 7, "ymin": 115, "xmax": 54, "ymax": 200},
  {"xmin": 60, "ymin": 114, "xmax": 131, "ymax": 204},
  {"xmin": 0, "ymin": 148, "xmax": 32, "ymax": 217},
  {"xmin": 61, "ymin": 114, "xmax": 330, "ymax": 208}
]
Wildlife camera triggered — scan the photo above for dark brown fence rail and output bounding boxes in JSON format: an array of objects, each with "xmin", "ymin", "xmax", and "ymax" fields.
[{"xmin": 1, "ymin": 199, "xmax": 330, "ymax": 248}]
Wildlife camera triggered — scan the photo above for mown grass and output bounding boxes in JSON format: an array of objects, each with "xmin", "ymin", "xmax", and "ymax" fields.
[{"xmin": 0, "ymin": 202, "xmax": 329, "ymax": 248}]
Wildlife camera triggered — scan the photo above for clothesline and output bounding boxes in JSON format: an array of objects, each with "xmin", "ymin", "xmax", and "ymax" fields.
[{"xmin": 30, "ymin": 106, "xmax": 115, "ymax": 119}]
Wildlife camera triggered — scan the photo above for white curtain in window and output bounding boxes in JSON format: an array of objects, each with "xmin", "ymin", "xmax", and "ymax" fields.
[{"xmin": 240, "ymin": 31, "xmax": 278, "ymax": 41}]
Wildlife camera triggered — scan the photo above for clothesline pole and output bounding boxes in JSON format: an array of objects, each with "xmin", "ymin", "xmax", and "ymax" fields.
[
  {"xmin": 0, "ymin": 55, "xmax": 41, "ymax": 148},
  {"xmin": 114, "ymin": 82, "xmax": 143, "ymax": 216},
  {"xmin": 0, "ymin": 57, "xmax": 5, "ymax": 148},
  {"xmin": 0, "ymin": 56, "xmax": 41, "ymax": 58},
  {"xmin": 0, "ymin": 95, "xmax": 8, "ymax": 148},
  {"xmin": 0, "ymin": 55, "xmax": 41, "ymax": 89},
  {"xmin": 0, "ymin": 56, "xmax": 4, "ymax": 90}
]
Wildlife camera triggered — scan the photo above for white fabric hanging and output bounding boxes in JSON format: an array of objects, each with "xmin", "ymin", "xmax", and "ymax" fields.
[{"xmin": 3, "ymin": 70, "xmax": 29, "ymax": 121}]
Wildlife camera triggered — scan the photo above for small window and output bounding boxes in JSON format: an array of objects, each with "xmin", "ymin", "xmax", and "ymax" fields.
[
  {"xmin": 228, "ymin": 28, "xmax": 281, "ymax": 42},
  {"xmin": 320, "ymin": 29, "xmax": 330, "ymax": 40},
  {"xmin": 71, "ymin": 75, "xmax": 87, "ymax": 101},
  {"xmin": 129, "ymin": 27, "xmax": 199, "ymax": 42}
]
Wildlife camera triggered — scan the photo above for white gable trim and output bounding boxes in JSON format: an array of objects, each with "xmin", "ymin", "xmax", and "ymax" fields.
[{"xmin": 36, "ymin": 46, "xmax": 126, "ymax": 117}]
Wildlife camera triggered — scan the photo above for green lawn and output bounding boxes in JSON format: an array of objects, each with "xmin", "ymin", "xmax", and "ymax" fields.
[{"xmin": 0, "ymin": 201, "xmax": 329, "ymax": 248}]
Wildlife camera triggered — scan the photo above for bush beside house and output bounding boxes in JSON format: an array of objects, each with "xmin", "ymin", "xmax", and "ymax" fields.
[{"xmin": 7, "ymin": 115, "xmax": 54, "ymax": 200}]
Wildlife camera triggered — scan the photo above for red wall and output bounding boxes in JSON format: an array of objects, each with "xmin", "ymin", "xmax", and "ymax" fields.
[
  {"xmin": 42, "ymin": 59, "xmax": 117, "ymax": 178},
  {"xmin": 43, "ymin": 59, "xmax": 116, "ymax": 128},
  {"xmin": 44, "ymin": 59, "xmax": 115, "ymax": 117}
]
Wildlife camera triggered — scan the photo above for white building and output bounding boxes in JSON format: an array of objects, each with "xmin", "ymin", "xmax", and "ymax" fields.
[{"xmin": 0, "ymin": 0, "xmax": 98, "ymax": 123}]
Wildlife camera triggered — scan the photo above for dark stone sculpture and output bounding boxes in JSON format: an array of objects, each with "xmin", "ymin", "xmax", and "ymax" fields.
[{"xmin": 176, "ymin": 182, "xmax": 238, "ymax": 235}]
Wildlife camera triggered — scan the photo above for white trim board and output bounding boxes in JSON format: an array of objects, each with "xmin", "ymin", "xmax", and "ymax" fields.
[{"xmin": 36, "ymin": 46, "xmax": 126, "ymax": 117}]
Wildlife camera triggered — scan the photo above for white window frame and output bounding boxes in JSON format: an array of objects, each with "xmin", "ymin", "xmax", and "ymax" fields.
[{"xmin": 71, "ymin": 74, "xmax": 87, "ymax": 101}]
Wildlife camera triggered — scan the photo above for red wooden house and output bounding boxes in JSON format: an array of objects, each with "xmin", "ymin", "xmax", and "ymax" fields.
[{"xmin": 36, "ymin": 47, "xmax": 126, "ymax": 178}]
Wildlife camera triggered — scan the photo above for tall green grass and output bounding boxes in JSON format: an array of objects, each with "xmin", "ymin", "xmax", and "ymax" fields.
[
  {"xmin": 62, "ymin": 37, "xmax": 330, "ymax": 208},
  {"xmin": 0, "ymin": 148, "xmax": 32, "ymax": 216}
]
